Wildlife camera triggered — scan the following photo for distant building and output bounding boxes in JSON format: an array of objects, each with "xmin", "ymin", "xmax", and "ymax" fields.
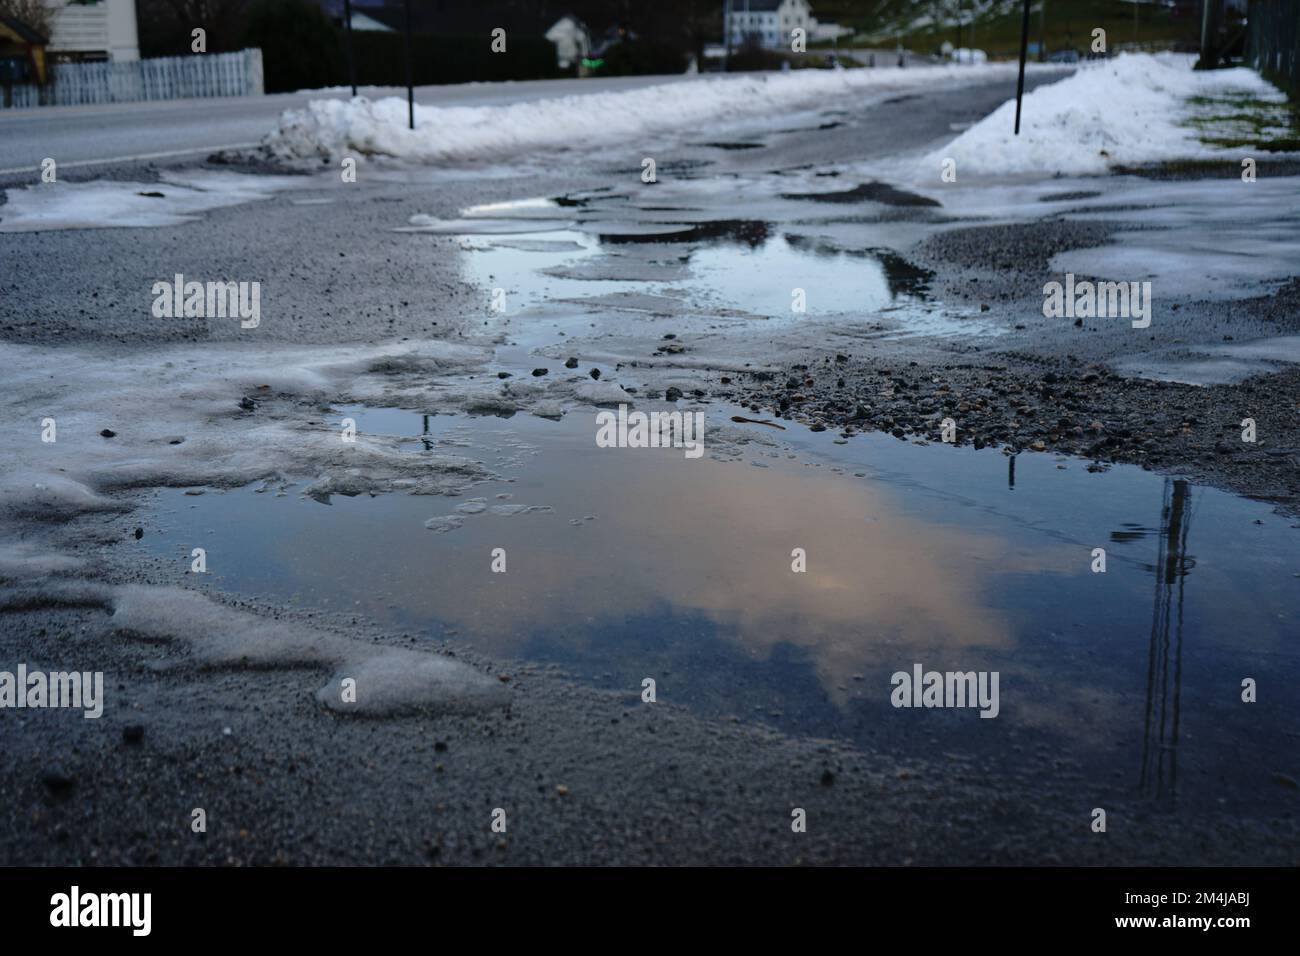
[
  {"xmin": 335, "ymin": 2, "xmax": 589, "ymax": 73},
  {"xmin": 545, "ymin": 15, "xmax": 590, "ymax": 71},
  {"xmin": 725, "ymin": 0, "xmax": 843, "ymax": 51},
  {"xmin": 45, "ymin": 0, "xmax": 139, "ymax": 63}
]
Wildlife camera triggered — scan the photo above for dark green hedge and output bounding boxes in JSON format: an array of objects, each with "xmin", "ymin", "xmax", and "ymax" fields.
[
  {"xmin": 346, "ymin": 31, "xmax": 564, "ymax": 88},
  {"xmin": 243, "ymin": 0, "xmax": 344, "ymax": 94},
  {"xmin": 237, "ymin": 0, "xmax": 562, "ymax": 93},
  {"xmin": 590, "ymin": 38, "xmax": 687, "ymax": 76}
]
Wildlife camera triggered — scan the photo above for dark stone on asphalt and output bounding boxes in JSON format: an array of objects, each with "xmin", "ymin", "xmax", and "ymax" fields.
[{"xmin": 42, "ymin": 769, "xmax": 75, "ymax": 794}]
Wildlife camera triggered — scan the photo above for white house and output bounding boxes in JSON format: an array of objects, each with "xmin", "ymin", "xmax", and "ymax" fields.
[
  {"xmin": 545, "ymin": 15, "xmax": 590, "ymax": 71},
  {"xmin": 43, "ymin": 0, "xmax": 138, "ymax": 62},
  {"xmin": 725, "ymin": 0, "xmax": 819, "ymax": 51}
]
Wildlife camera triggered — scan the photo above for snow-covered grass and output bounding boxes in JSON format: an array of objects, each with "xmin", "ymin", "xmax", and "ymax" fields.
[
  {"xmin": 929, "ymin": 53, "xmax": 1289, "ymax": 176},
  {"xmin": 264, "ymin": 63, "xmax": 1031, "ymax": 165}
]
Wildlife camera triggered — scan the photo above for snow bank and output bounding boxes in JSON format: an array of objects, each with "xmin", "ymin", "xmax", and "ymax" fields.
[
  {"xmin": 931, "ymin": 53, "xmax": 1286, "ymax": 176},
  {"xmin": 265, "ymin": 63, "xmax": 1024, "ymax": 164}
]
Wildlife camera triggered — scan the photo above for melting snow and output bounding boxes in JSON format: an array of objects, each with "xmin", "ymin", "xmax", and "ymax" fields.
[{"xmin": 930, "ymin": 53, "xmax": 1288, "ymax": 176}]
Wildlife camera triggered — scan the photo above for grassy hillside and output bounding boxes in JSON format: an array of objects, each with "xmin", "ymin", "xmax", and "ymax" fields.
[{"xmin": 812, "ymin": 1, "xmax": 1202, "ymax": 58}]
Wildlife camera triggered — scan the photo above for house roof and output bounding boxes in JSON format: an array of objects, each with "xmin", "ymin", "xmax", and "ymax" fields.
[
  {"xmin": 0, "ymin": 15, "xmax": 48, "ymax": 46},
  {"xmin": 729, "ymin": 0, "xmax": 786, "ymax": 12}
]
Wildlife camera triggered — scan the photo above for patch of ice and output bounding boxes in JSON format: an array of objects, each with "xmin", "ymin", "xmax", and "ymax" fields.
[
  {"xmin": 0, "ymin": 473, "xmax": 129, "ymax": 521},
  {"xmin": 0, "ymin": 171, "xmax": 309, "ymax": 232},
  {"xmin": 0, "ymin": 543, "xmax": 87, "ymax": 580},
  {"xmin": 706, "ymin": 423, "xmax": 781, "ymax": 462},
  {"xmin": 488, "ymin": 504, "xmax": 553, "ymax": 516},
  {"xmin": 110, "ymin": 585, "xmax": 508, "ymax": 715},
  {"xmin": 571, "ymin": 381, "xmax": 634, "ymax": 407},
  {"xmin": 0, "ymin": 339, "xmax": 493, "ymax": 528},
  {"xmin": 531, "ymin": 401, "xmax": 565, "ymax": 420},
  {"xmin": 423, "ymin": 515, "xmax": 465, "ymax": 532},
  {"xmin": 1116, "ymin": 334, "xmax": 1300, "ymax": 385}
]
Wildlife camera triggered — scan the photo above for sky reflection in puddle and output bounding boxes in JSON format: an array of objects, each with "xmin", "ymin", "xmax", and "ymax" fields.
[{"xmin": 143, "ymin": 406, "xmax": 1300, "ymax": 815}]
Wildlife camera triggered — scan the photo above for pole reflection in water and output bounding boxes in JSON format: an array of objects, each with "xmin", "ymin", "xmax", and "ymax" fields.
[{"xmin": 1139, "ymin": 478, "xmax": 1195, "ymax": 808}]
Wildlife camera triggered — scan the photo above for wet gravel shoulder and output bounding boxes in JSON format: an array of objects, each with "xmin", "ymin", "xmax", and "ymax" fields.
[
  {"xmin": 720, "ymin": 295, "xmax": 1300, "ymax": 517},
  {"xmin": 0, "ymin": 151, "xmax": 602, "ymax": 347},
  {"xmin": 716, "ymin": 164, "xmax": 1300, "ymax": 516}
]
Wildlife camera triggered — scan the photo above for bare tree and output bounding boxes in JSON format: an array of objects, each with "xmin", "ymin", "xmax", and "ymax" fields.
[{"xmin": 0, "ymin": 0, "xmax": 54, "ymax": 38}]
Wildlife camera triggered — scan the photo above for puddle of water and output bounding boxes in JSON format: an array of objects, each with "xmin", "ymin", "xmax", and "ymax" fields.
[
  {"xmin": 408, "ymin": 191, "xmax": 997, "ymax": 336},
  {"xmin": 453, "ymin": 219, "xmax": 963, "ymax": 330},
  {"xmin": 1117, "ymin": 334, "xmax": 1300, "ymax": 385},
  {"xmin": 687, "ymin": 234, "xmax": 910, "ymax": 317},
  {"xmin": 928, "ymin": 174, "xmax": 1300, "ymax": 303},
  {"xmin": 144, "ymin": 404, "xmax": 1300, "ymax": 816}
]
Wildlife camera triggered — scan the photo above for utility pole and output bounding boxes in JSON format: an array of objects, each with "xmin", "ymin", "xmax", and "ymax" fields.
[
  {"xmin": 343, "ymin": 0, "xmax": 356, "ymax": 96},
  {"xmin": 1015, "ymin": 0, "xmax": 1031, "ymax": 134},
  {"xmin": 1198, "ymin": 0, "xmax": 1222, "ymax": 68},
  {"xmin": 404, "ymin": 0, "xmax": 414, "ymax": 129}
]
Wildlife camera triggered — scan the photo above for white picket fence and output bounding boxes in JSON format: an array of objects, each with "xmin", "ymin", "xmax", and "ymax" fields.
[{"xmin": 3, "ymin": 49, "xmax": 264, "ymax": 109}]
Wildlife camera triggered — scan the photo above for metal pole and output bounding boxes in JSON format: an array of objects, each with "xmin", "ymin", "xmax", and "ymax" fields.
[
  {"xmin": 400, "ymin": 0, "xmax": 410, "ymax": 130},
  {"xmin": 1199, "ymin": 0, "xmax": 1213, "ymax": 67},
  {"xmin": 1014, "ymin": 0, "xmax": 1031, "ymax": 135},
  {"xmin": 723, "ymin": 0, "xmax": 730, "ymax": 70},
  {"xmin": 343, "ymin": 0, "xmax": 356, "ymax": 96}
]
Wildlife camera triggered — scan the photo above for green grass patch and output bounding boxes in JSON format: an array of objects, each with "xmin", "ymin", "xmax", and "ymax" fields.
[{"xmin": 1182, "ymin": 93, "xmax": 1300, "ymax": 153}]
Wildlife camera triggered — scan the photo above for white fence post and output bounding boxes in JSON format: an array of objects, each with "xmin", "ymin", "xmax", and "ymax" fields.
[{"xmin": 3, "ymin": 49, "xmax": 266, "ymax": 109}]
